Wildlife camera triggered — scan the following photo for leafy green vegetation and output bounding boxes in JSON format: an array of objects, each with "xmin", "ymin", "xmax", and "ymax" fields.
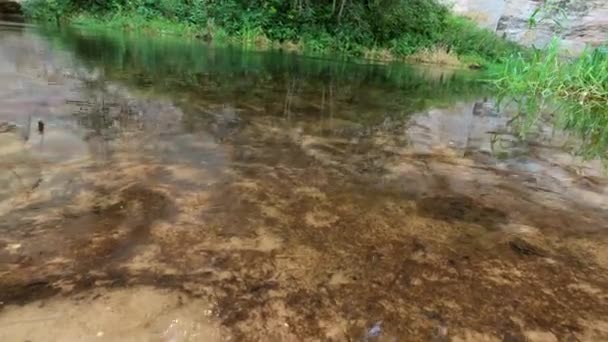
[
  {"xmin": 493, "ymin": 41, "xmax": 608, "ymax": 160},
  {"xmin": 23, "ymin": 0, "xmax": 520, "ymax": 66}
]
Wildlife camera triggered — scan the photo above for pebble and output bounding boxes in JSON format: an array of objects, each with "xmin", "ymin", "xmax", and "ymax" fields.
[{"xmin": 6, "ymin": 243, "xmax": 21, "ymax": 253}]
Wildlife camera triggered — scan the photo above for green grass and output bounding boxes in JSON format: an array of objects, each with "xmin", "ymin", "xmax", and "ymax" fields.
[
  {"xmin": 492, "ymin": 40, "xmax": 608, "ymax": 160},
  {"xmin": 71, "ymin": 13, "xmax": 199, "ymax": 37},
  {"xmin": 441, "ymin": 16, "xmax": 521, "ymax": 64},
  {"xmin": 57, "ymin": 11, "xmax": 521, "ymax": 66}
]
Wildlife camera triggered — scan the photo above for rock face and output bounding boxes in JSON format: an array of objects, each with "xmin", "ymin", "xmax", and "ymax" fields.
[
  {"xmin": 446, "ymin": 0, "xmax": 608, "ymax": 53},
  {"xmin": 0, "ymin": 0, "xmax": 22, "ymax": 15}
]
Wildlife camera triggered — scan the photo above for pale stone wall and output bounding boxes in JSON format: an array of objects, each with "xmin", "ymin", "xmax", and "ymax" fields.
[{"xmin": 445, "ymin": 0, "xmax": 608, "ymax": 53}]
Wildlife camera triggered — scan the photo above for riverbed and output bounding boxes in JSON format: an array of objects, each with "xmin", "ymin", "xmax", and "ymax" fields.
[{"xmin": 1, "ymin": 22, "xmax": 608, "ymax": 341}]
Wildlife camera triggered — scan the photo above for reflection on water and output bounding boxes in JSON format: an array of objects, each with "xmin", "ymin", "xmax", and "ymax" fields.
[{"xmin": 1, "ymin": 23, "xmax": 608, "ymax": 341}]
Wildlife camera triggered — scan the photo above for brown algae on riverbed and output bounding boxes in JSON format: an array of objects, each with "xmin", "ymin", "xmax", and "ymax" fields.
[{"xmin": 1, "ymin": 23, "xmax": 608, "ymax": 341}]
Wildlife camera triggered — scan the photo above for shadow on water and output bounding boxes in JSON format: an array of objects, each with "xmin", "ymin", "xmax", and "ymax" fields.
[
  {"xmin": 44, "ymin": 25, "xmax": 488, "ymax": 123},
  {"xmin": 1, "ymin": 23, "xmax": 608, "ymax": 341}
]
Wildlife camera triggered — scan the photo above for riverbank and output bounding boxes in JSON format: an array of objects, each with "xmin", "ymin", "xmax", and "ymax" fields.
[{"xmin": 22, "ymin": 0, "xmax": 520, "ymax": 67}]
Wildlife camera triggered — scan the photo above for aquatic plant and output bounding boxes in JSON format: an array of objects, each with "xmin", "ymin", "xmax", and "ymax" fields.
[{"xmin": 492, "ymin": 40, "xmax": 608, "ymax": 160}]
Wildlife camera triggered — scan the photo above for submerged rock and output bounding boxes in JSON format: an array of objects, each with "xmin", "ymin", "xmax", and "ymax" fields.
[{"xmin": 509, "ymin": 237, "xmax": 547, "ymax": 257}]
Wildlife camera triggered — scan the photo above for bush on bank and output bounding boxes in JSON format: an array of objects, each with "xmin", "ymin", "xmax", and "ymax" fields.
[{"xmin": 23, "ymin": 0, "xmax": 520, "ymax": 66}]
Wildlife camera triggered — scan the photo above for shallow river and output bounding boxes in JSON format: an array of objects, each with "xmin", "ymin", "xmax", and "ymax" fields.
[{"xmin": 1, "ymin": 22, "xmax": 608, "ymax": 341}]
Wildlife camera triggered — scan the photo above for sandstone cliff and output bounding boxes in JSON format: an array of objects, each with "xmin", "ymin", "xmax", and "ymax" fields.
[{"xmin": 448, "ymin": 0, "xmax": 607, "ymax": 53}]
